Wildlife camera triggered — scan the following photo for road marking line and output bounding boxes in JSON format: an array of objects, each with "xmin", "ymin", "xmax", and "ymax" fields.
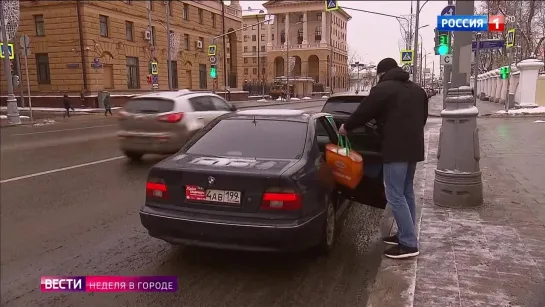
[
  {"xmin": 10, "ymin": 124, "xmax": 117, "ymax": 136},
  {"xmin": 0, "ymin": 156, "xmax": 125, "ymax": 184}
]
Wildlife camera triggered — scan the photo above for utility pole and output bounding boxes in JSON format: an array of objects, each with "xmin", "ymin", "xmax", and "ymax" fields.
[
  {"xmin": 451, "ymin": 0, "xmax": 474, "ymax": 87},
  {"xmin": 329, "ymin": 11, "xmax": 334, "ymax": 94},
  {"xmin": 166, "ymin": 1, "xmax": 172, "ymax": 90},
  {"xmin": 0, "ymin": 2, "xmax": 21, "ymax": 125},
  {"xmin": 256, "ymin": 14, "xmax": 262, "ymax": 99},
  {"xmin": 412, "ymin": 0, "xmax": 420, "ymax": 85},
  {"xmin": 147, "ymin": 1, "xmax": 155, "ymax": 91},
  {"xmin": 222, "ymin": 2, "xmax": 227, "ymax": 92},
  {"xmin": 408, "ymin": 1, "xmax": 413, "ymax": 50},
  {"xmin": 442, "ymin": 0, "xmax": 454, "ymax": 104},
  {"xmin": 473, "ymin": 32, "xmax": 481, "ymax": 105}
]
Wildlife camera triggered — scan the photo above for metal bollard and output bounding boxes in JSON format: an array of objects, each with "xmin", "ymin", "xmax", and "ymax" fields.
[{"xmin": 433, "ymin": 86, "xmax": 483, "ymax": 208}]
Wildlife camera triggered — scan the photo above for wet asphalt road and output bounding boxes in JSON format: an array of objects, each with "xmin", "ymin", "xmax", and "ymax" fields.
[{"xmin": 0, "ymin": 102, "xmax": 387, "ymax": 307}]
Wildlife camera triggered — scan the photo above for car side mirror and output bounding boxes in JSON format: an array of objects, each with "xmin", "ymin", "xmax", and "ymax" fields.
[{"xmin": 230, "ymin": 105, "xmax": 237, "ymax": 111}]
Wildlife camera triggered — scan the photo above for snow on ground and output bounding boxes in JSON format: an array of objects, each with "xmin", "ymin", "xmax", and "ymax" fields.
[
  {"xmin": 1, "ymin": 115, "xmax": 31, "ymax": 119},
  {"xmin": 291, "ymin": 97, "xmax": 300, "ymax": 101},
  {"xmin": 257, "ymin": 99, "xmax": 268, "ymax": 102},
  {"xmin": 496, "ymin": 106, "xmax": 545, "ymax": 115},
  {"xmin": 0, "ymin": 106, "xmax": 121, "ymax": 113},
  {"xmin": 534, "ymin": 120, "xmax": 545, "ymax": 123},
  {"xmin": 303, "ymin": 97, "xmax": 311, "ymax": 100},
  {"xmin": 321, "ymin": 95, "xmax": 329, "ymax": 98}
]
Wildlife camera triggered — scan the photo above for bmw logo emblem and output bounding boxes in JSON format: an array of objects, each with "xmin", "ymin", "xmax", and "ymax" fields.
[{"xmin": 208, "ymin": 176, "xmax": 215, "ymax": 185}]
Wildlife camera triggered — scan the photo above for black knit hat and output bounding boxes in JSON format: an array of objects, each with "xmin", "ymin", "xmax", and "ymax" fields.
[{"xmin": 376, "ymin": 58, "xmax": 399, "ymax": 74}]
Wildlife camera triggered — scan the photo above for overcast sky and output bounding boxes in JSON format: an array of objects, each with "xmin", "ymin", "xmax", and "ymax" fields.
[{"xmin": 239, "ymin": 0, "xmax": 450, "ymax": 76}]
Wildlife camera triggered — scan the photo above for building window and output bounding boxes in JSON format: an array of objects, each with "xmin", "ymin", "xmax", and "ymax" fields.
[
  {"xmin": 199, "ymin": 64, "xmax": 207, "ymax": 89},
  {"xmin": 261, "ymin": 45, "xmax": 265, "ymax": 52},
  {"xmin": 244, "ymin": 68, "xmax": 248, "ymax": 74},
  {"xmin": 272, "ymin": 34, "xmax": 275, "ymax": 40},
  {"xmin": 299, "ymin": 15, "xmax": 303, "ymax": 22},
  {"xmin": 167, "ymin": 0, "xmax": 172, "ymax": 16},
  {"xmin": 243, "ymin": 24, "xmax": 247, "ymax": 30},
  {"xmin": 198, "ymin": 37, "xmax": 204, "ymax": 51},
  {"xmin": 315, "ymin": 26, "xmax": 322, "ymax": 41},
  {"xmin": 147, "ymin": 0, "xmax": 153, "ymax": 10},
  {"xmin": 262, "ymin": 67, "xmax": 265, "ymax": 75},
  {"xmin": 317, "ymin": 13, "xmax": 322, "ymax": 21},
  {"xmin": 151, "ymin": 26, "xmax": 156, "ymax": 45},
  {"xmin": 252, "ymin": 58, "xmax": 256, "ymax": 64},
  {"xmin": 184, "ymin": 34, "xmax": 190, "ymax": 50},
  {"xmin": 253, "ymin": 68, "xmax": 257, "ymax": 74},
  {"xmin": 252, "ymin": 25, "xmax": 255, "ymax": 30},
  {"xmin": 183, "ymin": 4, "xmax": 189, "ymax": 20},
  {"xmin": 252, "ymin": 35, "xmax": 256, "ymax": 41},
  {"xmin": 99, "ymin": 15, "xmax": 109, "ymax": 37},
  {"xmin": 280, "ymin": 30, "xmax": 285, "ymax": 44},
  {"xmin": 252, "ymin": 46, "xmax": 256, "ymax": 52},
  {"xmin": 297, "ymin": 29, "xmax": 303, "ymax": 44},
  {"xmin": 35, "ymin": 53, "xmax": 50, "ymax": 84},
  {"xmin": 261, "ymin": 24, "xmax": 265, "ymax": 30},
  {"xmin": 34, "ymin": 15, "xmax": 45, "ymax": 36},
  {"xmin": 244, "ymin": 35, "xmax": 248, "ymax": 42},
  {"xmin": 244, "ymin": 46, "xmax": 248, "ymax": 52},
  {"xmin": 212, "ymin": 13, "xmax": 216, "ymax": 28},
  {"xmin": 198, "ymin": 8, "xmax": 203, "ymax": 24},
  {"xmin": 261, "ymin": 34, "xmax": 265, "ymax": 41},
  {"xmin": 125, "ymin": 21, "xmax": 133, "ymax": 41},
  {"xmin": 244, "ymin": 58, "xmax": 248, "ymax": 64},
  {"xmin": 126, "ymin": 57, "xmax": 139, "ymax": 89}
]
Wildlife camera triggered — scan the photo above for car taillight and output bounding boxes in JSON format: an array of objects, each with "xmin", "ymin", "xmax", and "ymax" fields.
[
  {"xmin": 146, "ymin": 180, "xmax": 169, "ymax": 199},
  {"xmin": 260, "ymin": 188, "xmax": 302, "ymax": 210},
  {"xmin": 157, "ymin": 113, "xmax": 184, "ymax": 123},
  {"xmin": 117, "ymin": 110, "xmax": 128, "ymax": 119}
]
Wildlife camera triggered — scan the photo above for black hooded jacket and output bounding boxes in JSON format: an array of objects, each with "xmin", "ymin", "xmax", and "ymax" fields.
[{"xmin": 343, "ymin": 67, "xmax": 429, "ymax": 163}]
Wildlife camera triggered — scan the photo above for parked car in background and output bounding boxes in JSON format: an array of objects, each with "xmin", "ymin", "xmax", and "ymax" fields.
[{"xmin": 117, "ymin": 90, "xmax": 237, "ymax": 161}]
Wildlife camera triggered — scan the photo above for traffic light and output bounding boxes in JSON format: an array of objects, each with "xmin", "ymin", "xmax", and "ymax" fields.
[
  {"xmin": 147, "ymin": 74, "xmax": 152, "ymax": 84},
  {"xmin": 499, "ymin": 66, "xmax": 510, "ymax": 79},
  {"xmin": 210, "ymin": 65, "xmax": 217, "ymax": 79},
  {"xmin": 434, "ymin": 29, "xmax": 451, "ymax": 55}
]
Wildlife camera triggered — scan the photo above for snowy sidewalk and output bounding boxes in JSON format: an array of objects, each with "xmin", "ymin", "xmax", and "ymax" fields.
[
  {"xmin": 427, "ymin": 95, "xmax": 545, "ymax": 117},
  {"xmin": 367, "ymin": 117, "xmax": 545, "ymax": 307}
]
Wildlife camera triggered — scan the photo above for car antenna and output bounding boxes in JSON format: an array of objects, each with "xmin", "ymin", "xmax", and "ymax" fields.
[{"xmin": 252, "ymin": 115, "xmax": 257, "ymax": 126}]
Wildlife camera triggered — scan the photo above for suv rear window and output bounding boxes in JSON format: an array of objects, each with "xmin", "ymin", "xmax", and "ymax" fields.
[
  {"xmin": 124, "ymin": 98, "xmax": 174, "ymax": 114},
  {"xmin": 322, "ymin": 96, "xmax": 366, "ymax": 114},
  {"xmin": 187, "ymin": 119, "xmax": 307, "ymax": 159}
]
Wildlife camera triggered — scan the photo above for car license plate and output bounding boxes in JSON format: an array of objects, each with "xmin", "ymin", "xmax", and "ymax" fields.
[{"xmin": 185, "ymin": 185, "xmax": 241, "ymax": 205}]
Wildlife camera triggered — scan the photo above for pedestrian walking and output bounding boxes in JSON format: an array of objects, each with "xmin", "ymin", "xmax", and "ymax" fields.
[
  {"xmin": 103, "ymin": 92, "xmax": 113, "ymax": 116},
  {"xmin": 338, "ymin": 58, "xmax": 429, "ymax": 259},
  {"xmin": 63, "ymin": 93, "xmax": 72, "ymax": 118}
]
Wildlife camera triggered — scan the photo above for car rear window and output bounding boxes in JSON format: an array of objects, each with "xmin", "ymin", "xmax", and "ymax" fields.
[
  {"xmin": 187, "ymin": 119, "xmax": 307, "ymax": 159},
  {"xmin": 124, "ymin": 98, "xmax": 175, "ymax": 114},
  {"xmin": 322, "ymin": 96, "xmax": 366, "ymax": 114}
]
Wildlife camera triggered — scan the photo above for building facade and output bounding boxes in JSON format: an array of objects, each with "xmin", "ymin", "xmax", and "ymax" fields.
[
  {"xmin": 263, "ymin": 0, "xmax": 351, "ymax": 92},
  {"xmin": 0, "ymin": 0, "xmax": 243, "ymax": 97},
  {"xmin": 241, "ymin": 13, "xmax": 269, "ymax": 83}
]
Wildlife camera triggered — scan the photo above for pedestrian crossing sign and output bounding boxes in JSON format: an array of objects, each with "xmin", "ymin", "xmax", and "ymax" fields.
[
  {"xmin": 151, "ymin": 61, "xmax": 158, "ymax": 75},
  {"xmin": 506, "ymin": 29, "xmax": 516, "ymax": 48},
  {"xmin": 400, "ymin": 50, "xmax": 414, "ymax": 64},
  {"xmin": 325, "ymin": 0, "xmax": 338, "ymax": 11}
]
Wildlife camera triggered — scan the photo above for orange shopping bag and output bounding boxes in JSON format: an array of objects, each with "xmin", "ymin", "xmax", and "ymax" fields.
[{"xmin": 325, "ymin": 135, "xmax": 364, "ymax": 189}]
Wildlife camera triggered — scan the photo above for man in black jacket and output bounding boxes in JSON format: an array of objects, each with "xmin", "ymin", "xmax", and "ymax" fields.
[{"xmin": 339, "ymin": 58, "xmax": 428, "ymax": 259}]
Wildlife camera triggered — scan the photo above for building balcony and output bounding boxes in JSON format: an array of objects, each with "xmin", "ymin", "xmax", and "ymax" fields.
[
  {"xmin": 242, "ymin": 51, "xmax": 267, "ymax": 57},
  {"xmin": 267, "ymin": 42, "xmax": 327, "ymax": 51}
]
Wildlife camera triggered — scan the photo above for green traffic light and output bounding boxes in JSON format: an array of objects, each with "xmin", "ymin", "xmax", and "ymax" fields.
[
  {"xmin": 437, "ymin": 44, "xmax": 449, "ymax": 55},
  {"xmin": 210, "ymin": 67, "xmax": 217, "ymax": 78}
]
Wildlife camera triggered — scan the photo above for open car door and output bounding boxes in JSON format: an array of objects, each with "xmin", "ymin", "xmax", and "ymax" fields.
[{"xmin": 315, "ymin": 114, "xmax": 387, "ymax": 209}]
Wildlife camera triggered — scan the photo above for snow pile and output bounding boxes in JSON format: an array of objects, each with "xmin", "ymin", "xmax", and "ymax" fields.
[
  {"xmin": 303, "ymin": 97, "xmax": 312, "ymax": 100},
  {"xmin": 0, "ymin": 106, "xmax": 121, "ymax": 113},
  {"xmin": 0, "ymin": 115, "xmax": 30, "ymax": 119},
  {"xmin": 33, "ymin": 119, "xmax": 56, "ymax": 127},
  {"xmin": 533, "ymin": 120, "xmax": 545, "ymax": 123},
  {"xmin": 257, "ymin": 99, "xmax": 268, "ymax": 102},
  {"xmin": 496, "ymin": 106, "xmax": 545, "ymax": 115},
  {"xmin": 291, "ymin": 97, "xmax": 300, "ymax": 101},
  {"xmin": 321, "ymin": 95, "xmax": 329, "ymax": 99},
  {"xmin": 276, "ymin": 97, "xmax": 283, "ymax": 101}
]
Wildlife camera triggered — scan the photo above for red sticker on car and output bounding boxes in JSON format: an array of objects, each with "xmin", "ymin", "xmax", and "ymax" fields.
[{"xmin": 186, "ymin": 185, "xmax": 206, "ymax": 201}]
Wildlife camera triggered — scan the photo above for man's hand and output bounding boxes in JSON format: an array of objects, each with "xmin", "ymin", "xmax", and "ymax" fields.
[{"xmin": 338, "ymin": 124, "xmax": 348, "ymax": 136}]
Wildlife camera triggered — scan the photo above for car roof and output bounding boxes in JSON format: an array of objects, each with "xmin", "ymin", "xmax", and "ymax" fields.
[
  {"xmin": 131, "ymin": 89, "xmax": 218, "ymax": 100},
  {"xmin": 329, "ymin": 91, "xmax": 370, "ymax": 98},
  {"xmin": 218, "ymin": 109, "xmax": 329, "ymax": 123}
]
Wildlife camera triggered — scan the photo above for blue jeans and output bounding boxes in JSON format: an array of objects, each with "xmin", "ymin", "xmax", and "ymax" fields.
[{"xmin": 383, "ymin": 162, "xmax": 418, "ymax": 249}]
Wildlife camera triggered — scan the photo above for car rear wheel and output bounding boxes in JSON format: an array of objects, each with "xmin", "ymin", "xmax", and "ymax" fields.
[
  {"xmin": 124, "ymin": 151, "xmax": 143, "ymax": 162},
  {"xmin": 316, "ymin": 196, "xmax": 337, "ymax": 254}
]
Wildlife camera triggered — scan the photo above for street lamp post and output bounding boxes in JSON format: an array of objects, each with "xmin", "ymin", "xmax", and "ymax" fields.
[
  {"xmin": 1, "ymin": 0, "xmax": 21, "ymax": 125},
  {"xmin": 285, "ymin": 20, "xmax": 305, "ymax": 102}
]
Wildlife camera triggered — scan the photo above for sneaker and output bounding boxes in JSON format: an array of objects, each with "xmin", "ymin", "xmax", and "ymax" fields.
[
  {"xmin": 384, "ymin": 245, "xmax": 419, "ymax": 259},
  {"xmin": 382, "ymin": 235, "xmax": 399, "ymax": 245}
]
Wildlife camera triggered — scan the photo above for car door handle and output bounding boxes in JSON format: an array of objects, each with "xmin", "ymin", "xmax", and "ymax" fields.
[{"xmin": 197, "ymin": 117, "xmax": 204, "ymax": 120}]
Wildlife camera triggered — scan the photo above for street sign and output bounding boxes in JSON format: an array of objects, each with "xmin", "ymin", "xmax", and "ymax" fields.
[
  {"xmin": 506, "ymin": 29, "xmax": 516, "ymax": 48},
  {"xmin": 325, "ymin": 0, "xmax": 338, "ymax": 11},
  {"xmin": 400, "ymin": 50, "xmax": 414, "ymax": 64},
  {"xmin": 471, "ymin": 39, "xmax": 504, "ymax": 50},
  {"xmin": 401, "ymin": 64, "xmax": 411, "ymax": 73},
  {"xmin": 151, "ymin": 61, "xmax": 158, "ymax": 75},
  {"xmin": 441, "ymin": 5, "xmax": 455, "ymax": 16},
  {"xmin": 152, "ymin": 74, "xmax": 158, "ymax": 85},
  {"xmin": 208, "ymin": 44, "xmax": 217, "ymax": 56},
  {"xmin": 20, "ymin": 34, "xmax": 30, "ymax": 48},
  {"xmin": 440, "ymin": 54, "xmax": 453, "ymax": 65},
  {"xmin": 209, "ymin": 56, "xmax": 217, "ymax": 64},
  {"xmin": 0, "ymin": 43, "xmax": 14, "ymax": 59}
]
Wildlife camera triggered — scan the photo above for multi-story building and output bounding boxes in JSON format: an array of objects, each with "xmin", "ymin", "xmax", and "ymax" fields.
[
  {"xmin": 241, "ymin": 12, "xmax": 269, "ymax": 83},
  {"xmin": 0, "ymin": 0, "xmax": 243, "ymax": 101},
  {"xmin": 263, "ymin": 0, "xmax": 351, "ymax": 92}
]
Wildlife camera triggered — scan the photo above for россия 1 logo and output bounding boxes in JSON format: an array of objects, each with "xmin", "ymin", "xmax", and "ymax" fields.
[{"xmin": 437, "ymin": 15, "xmax": 506, "ymax": 32}]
